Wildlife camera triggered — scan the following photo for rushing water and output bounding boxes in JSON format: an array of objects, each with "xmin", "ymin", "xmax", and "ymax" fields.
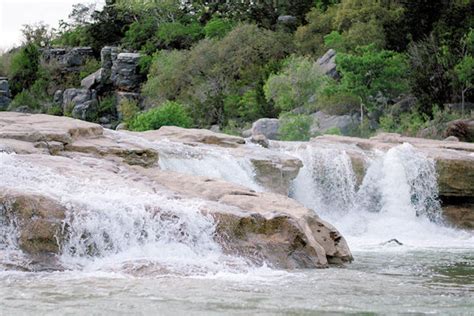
[{"xmin": 1, "ymin": 140, "xmax": 473, "ymax": 314}]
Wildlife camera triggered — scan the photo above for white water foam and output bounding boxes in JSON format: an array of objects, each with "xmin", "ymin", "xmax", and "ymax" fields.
[
  {"xmin": 0, "ymin": 153, "xmax": 253, "ymax": 274},
  {"xmin": 287, "ymin": 143, "xmax": 474, "ymax": 250},
  {"xmin": 110, "ymin": 130, "xmax": 263, "ymax": 191}
]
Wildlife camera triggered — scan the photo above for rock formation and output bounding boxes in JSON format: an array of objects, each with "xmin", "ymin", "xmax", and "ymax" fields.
[{"xmin": 0, "ymin": 112, "xmax": 352, "ymax": 271}]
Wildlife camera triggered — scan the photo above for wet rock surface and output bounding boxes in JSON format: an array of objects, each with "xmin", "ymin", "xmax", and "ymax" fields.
[{"xmin": 0, "ymin": 113, "xmax": 352, "ymax": 270}]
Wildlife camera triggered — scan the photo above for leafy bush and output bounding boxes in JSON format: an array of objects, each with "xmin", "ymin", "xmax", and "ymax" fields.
[
  {"xmin": 204, "ymin": 17, "xmax": 234, "ymax": 39},
  {"xmin": 118, "ymin": 99, "xmax": 140, "ymax": 122},
  {"xmin": 264, "ymin": 55, "xmax": 328, "ymax": 112},
  {"xmin": 278, "ymin": 113, "xmax": 313, "ymax": 141},
  {"xmin": 9, "ymin": 44, "xmax": 41, "ymax": 95},
  {"xmin": 79, "ymin": 58, "xmax": 101, "ymax": 80},
  {"xmin": 156, "ymin": 22, "xmax": 204, "ymax": 49},
  {"xmin": 98, "ymin": 95, "xmax": 116, "ymax": 117},
  {"xmin": 9, "ymin": 90, "xmax": 41, "ymax": 110},
  {"xmin": 379, "ymin": 111, "xmax": 428, "ymax": 136},
  {"xmin": 122, "ymin": 16, "xmax": 158, "ymax": 51},
  {"xmin": 128, "ymin": 101, "xmax": 192, "ymax": 131}
]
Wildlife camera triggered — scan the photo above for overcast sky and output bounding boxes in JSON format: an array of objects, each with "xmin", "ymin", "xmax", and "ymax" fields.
[{"xmin": 0, "ymin": 0, "xmax": 104, "ymax": 51}]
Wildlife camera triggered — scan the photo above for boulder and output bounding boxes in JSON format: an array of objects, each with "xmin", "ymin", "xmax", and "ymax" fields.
[
  {"xmin": 111, "ymin": 53, "xmax": 142, "ymax": 92},
  {"xmin": 42, "ymin": 47, "xmax": 94, "ymax": 70},
  {"xmin": 316, "ymin": 49, "xmax": 338, "ymax": 79},
  {"xmin": 250, "ymin": 134, "xmax": 269, "ymax": 148},
  {"xmin": 390, "ymin": 96, "xmax": 417, "ymax": 116},
  {"xmin": 310, "ymin": 111, "xmax": 359, "ymax": 135},
  {"xmin": 0, "ymin": 78, "xmax": 11, "ymax": 110},
  {"xmin": 252, "ymin": 118, "xmax": 280, "ymax": 140},
  {"xmin": 101, "ymin": 46, "xmax": 119, "ymax": 70},
  {"xmin": 80, "ymin": 68, "xmax": 103, "ymax": 90},
  {"xmin": 62, "ymin": 88, "xmax": 98, "ymax": 121},
  {"xmin": 53, "ymin": 90, "xmax": 63, "ymax": 105}
]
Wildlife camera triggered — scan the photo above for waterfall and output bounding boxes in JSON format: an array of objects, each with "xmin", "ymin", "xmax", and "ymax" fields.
[
  {"xmin": 111, "ymin": 131, "xmax": 263, "ymax": 191},
  {"xmin": 0, "ymin": 153, "xmax": 247, "ymax": 274},
  {"xmin": 288, "ymin": 143, "xmax": 472, "ymax": 248}
]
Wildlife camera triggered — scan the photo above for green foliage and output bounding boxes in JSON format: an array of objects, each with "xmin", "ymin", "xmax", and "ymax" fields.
[
  {"xmin": 46, "ymin": 104, "xmax": 63, "ymax": 116},
  {"xmin": 21, "ymin": 22, "xmax": 53, "ymax": 48},
  {"xmin": 52, "ymin": 26, "xmax": 89, "ymax": 47},
  {"xmin": 79, "ymin": 58, "xmax": 101, "ymax": 80},
  {"xmin": 278, "ymin": 113, "xmax": 313, "ymax": 141},
  {"xmin": 332, "ymin": 45, "xmax": 410, "ymax": 113},
  {"xmin": 98, "ymin": 95, "xmax": 116, "ymax": 117},
  {"xmin": 9, "ymin": 90, "xmax": 41, "ymax": 110},
  {"xmin": 324, "ymin": 127, "xmax": 342, "ymax": 135},
  {"xmin": 122, "ymin": 16, "xmax": 158, "ymax": 51},
  {"xmin": 264, "ymin": 55, "xmax": 329, "ymax": 112},
  {"xmin": 204, "ymin": 17, "xmax": 234, "ymax": 39},
  {"xmin": 379, "ymin": 110, "xmax": 428, "ymax": 136},
  {"xmin": 128, "ymin": 101, "xmax": 192, "ymax": 131},
  {"xmin": 9, "ymin": 44, "xmax": 41, "ymax": 95},
  {"xmin": 156, "ymin": 22, "xmax": 204, "ymax": 49},
  {"xmin": 118, "ymin": 99, "xmax": 140, "ymax": 122},
  {"xmin": 0, "ymin": 52, "xmax": 12, "ymax": 77},
  {"xmin": 143, "ymin": 24, "xmax": 293, "ymax": 126}
]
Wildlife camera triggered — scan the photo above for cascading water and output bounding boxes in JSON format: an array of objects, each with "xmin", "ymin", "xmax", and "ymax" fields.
[
  {"xmin": 0, "ymin": 152, "xmax": 250, "ymax": 274},
  {"xmin": 110, "ymin": 131, "xmax": 263, "ymax": 191},
  {"xmin": 287, "ymin": 143, "xmax": 473, "ymax": 248}
]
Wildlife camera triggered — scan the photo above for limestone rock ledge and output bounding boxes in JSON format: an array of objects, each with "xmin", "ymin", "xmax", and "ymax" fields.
[{"xmin": 0, "ymin": 113, "xmax": 351, "ymax": 270}]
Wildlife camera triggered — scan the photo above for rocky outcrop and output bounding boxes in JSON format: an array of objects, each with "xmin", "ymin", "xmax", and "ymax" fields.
[
  {"xmin": 0, "ymin": 77, "xmax": 11, "ymax": 110},
  {"xmin": 0, "ymin": 112, "xmax": 352, "ymax": 270},
  {"xmin": 310, "ymin": 111, "xmax": 360, "ymax": 135},
  {"xmin": 111, "ymin": 53, "xmax": 141, "ymax": 92},
  {"xmin": 62, "ymin": 88, "xmax": 98, "ymax": 121},
  {"xmin": 251, "ymin": 118, "xmax": 280, "ymax": 140},
  {"xmin": 316, "ymin": 49, "xmax": 338, "ymax": 79},
  {"xmin": 42, "ymin": 47, "xmax": 94, "ymax": 71}
]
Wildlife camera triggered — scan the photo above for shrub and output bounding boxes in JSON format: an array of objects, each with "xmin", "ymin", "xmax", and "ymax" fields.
[
  {"xmin": 278, "ymin": 113, "xmax": 313, "ymax": 141},
  {"xmin": 118, "ymin": 99, "xmax": 140, "ymax": 122},
  {"xmin": 379, "ymin": 110, "xmax": 428, "ymax": 136},
  {"xmin": 98, "ymin": 95, "xmax": 116, "ymax": 117},
  {"xmin": 9, "ymin": 90, "xmax": 41, "ymax": 110},
  {"xmin": 9, "ymin": 44, "xmax": 41, "ymax": 95},
  {"xmin": 128, "ymin": 101, "xmax": 192, "ymax": 131},
  {"xmin": 156, "ymin": 21, "xmax": 204, "ymax": 49},
  {"xmin": 264, "ymin": 55, "xmax": 329, "ymax": 112},
  {"xmin": 204, "ymin": 17, "xmax": 234, "ymax": 39},
  {"xmin": 79, "ymin": 58, "xmax": 101, "ymax": 80}
]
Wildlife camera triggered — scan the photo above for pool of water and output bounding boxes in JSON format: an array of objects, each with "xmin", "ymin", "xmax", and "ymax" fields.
[{"xmin": 1, "ymin": 248, "xmax": 472, "ymax": 315}]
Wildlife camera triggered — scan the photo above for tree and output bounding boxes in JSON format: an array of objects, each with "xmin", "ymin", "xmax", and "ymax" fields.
[
  {"xmin": 9, "ymin": 43, "xmax": 41, "ymax": 96},
  {"xmin": 454, "ymin": 30, "xmax": 474, "ymax": 115},
  {"xmin": 332, "ymin": 45, "xmax": 410, "ymax": 121},
  {"xmin": 21, "ymin": 22, "xmax": 53, "ymax": 48},
  {"xmin": 264, "ymin": 55, "xmax": 329, "ymax": 112}
]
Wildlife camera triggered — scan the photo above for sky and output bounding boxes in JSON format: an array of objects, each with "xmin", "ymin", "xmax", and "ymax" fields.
[{"xmin": 0, "ymin": 0, "xmax": 104, "ymax": 51}]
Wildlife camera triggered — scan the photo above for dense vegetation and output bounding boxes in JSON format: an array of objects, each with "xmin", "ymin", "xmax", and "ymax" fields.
[{"xmin": 0, "ymin": 0, "xmax": 473, "ymax": 139}]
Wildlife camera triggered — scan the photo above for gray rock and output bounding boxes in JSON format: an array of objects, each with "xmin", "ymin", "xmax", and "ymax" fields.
[
  {"xmin": 210, "ymin": 125, "xmax": 220, "ymax": 133},
  {"xmin": 115, "ymin": 122, "xmax": 128, "ymax": 131},
  {"xmin": 445, "ymin": 102, "xmax": 474, "ymax": 113},
  {"xmin": 390, "ymin": 96, "xmax": 417, "ymax": 116},
  {"xmin": 111, "ymin": 53, "xmax": 142, "ymax": 92},
  {"xmin": 310, "ymin": 111, "xmax": 360, "ymax": 135},
  {"xmin": 316, "ymin": 49, "xmax": 338, "ymax": 79},
  {"xmin": 14, "ymin": 106, "xmax": 33, "ymax": 113},
  {"xmin": 42, "ymin": 47, "xmax": 94, "ymax": 70},
  {"xmin": 242, "ymin": 129, "xmax": 252, "ymax": 138},
  {"xmin": 62, "ymin": 88, "xmax": 98, "ymax": 121},
  {"xmin": 72, "ymin": 100, "xmax": 98, "ymax": 121},
  {"xmin": 101, "ymin": 46, "xmax": 119, "ymax": 70},
  {"xmin": 0, "ymin": 96, "xmax": 11, "ymax": 110},
  {"xmin": 99, "ymin": 116, "xmax": 110, "ymax": 124},
  {"xmin": 81, "ymin": 68, "xmax": 103, "ymax": 90},
  {"xmin": 444, "ymin": 136, "xmax": 460, "ymax": 142},
  {"xmin": 0, "ymin": 79, "xmax": 10, "ymax": 97},
  {"xmin": 250, "ymin": 134, "xmax": 269, "ymax": 148},
  {"xmin": 277, "ymin": 15, "xmax": 297, "ymax": 25},
  {"xmin": 252, "ymin": 118, "xmax": 280, "ymax": 140},
  {"xmin": 53, "ymin": 90, "xmax": 63, "ymax": 105}
]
